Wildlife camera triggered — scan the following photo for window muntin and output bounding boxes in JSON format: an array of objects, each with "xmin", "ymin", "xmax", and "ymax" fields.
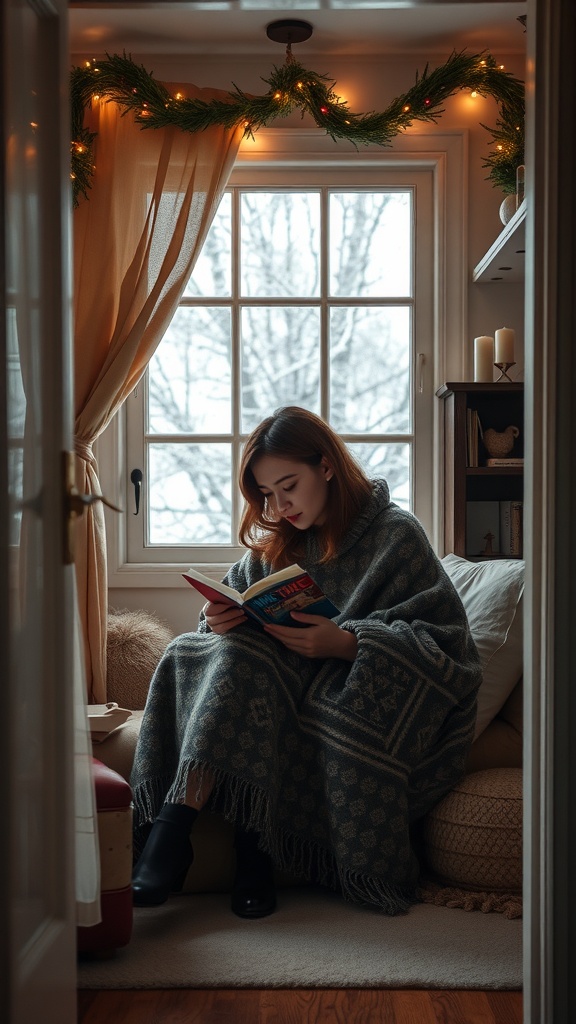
[{"xmin": 125, "ymin": 172, "xmax": 434, "ymax": 566}]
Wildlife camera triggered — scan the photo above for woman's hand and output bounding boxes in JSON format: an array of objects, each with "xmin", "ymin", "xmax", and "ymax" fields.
[
  {"xmin": 203, "ymin": 600, "xmax": 247, "ymax": 634},
  {"xmin": 264, "ymin": 613, "xmax": 357, "ymax": 662}
]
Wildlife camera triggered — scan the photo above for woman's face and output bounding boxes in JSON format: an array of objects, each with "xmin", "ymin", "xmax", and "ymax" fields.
[{"xmin": 251, "ymin": 455, "xmax": 334, "ymax": 530}]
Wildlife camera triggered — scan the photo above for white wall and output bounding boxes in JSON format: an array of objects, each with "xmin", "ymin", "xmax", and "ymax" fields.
[{"xmin": 72, "ymin": 47, "xmax": 526, "ymax": 635}]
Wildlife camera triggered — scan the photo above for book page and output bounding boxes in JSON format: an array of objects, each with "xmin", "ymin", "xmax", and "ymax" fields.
[{"xmin": 242, "ymin": 564, "xmax": 305, "ymax": 601}]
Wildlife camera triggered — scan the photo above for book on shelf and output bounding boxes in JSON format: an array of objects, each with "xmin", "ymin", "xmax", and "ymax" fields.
[
  {"xmin": 485, "ymin": 457, "xmax": 524, "ymax": 467},
  {"xmin": 499, "ymin": 500, "xmax": 523, "ymax": 557},
  {"xmin": 182, "ymin": 564, "xmax": 341, "ymax": 627},
  {"xmin": 466, "ymin": 408, "xmax": 484, "ymax": 468}
]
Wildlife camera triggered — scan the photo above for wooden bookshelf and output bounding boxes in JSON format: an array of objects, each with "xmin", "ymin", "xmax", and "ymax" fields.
[{"xmin": 436, "ymin": 382, "xmax": 524, "ymax": 558}]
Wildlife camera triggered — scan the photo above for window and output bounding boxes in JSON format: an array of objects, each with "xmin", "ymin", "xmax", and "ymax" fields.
[{"xmin": 121, "ymin": 161, "xmax": 438, "ymax": 572}]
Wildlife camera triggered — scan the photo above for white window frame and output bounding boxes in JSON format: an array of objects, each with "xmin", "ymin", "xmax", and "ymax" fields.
[{"xmin": 99, "ymin": 129, "xmax": 468, "ymax": 587}]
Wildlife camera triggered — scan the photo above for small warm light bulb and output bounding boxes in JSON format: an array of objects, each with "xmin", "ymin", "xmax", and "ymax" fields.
[
  {"xmin": 471, "ymin": 90, "xmax": 478, "ymax": 99},
  {"xmin": 30, "ymin": 121, "xmax": 38, "ymax": 129},
  {"xmin": 480, "ymin": 59, "xmax": 487, "ymax": 67},
  {"xmin": 499, "ymin": 64, "xmax": 505, "ymax": 70},
  {"xmin": 274, "ymin": 91, "xmax": 281, "ymax": 100},
  {"xmin": 93, "ymin": 94, "xmax": 100, "ymax": 101},
  {"xmin": 85, "ymin": 61, "xmax": 91, "ymax": 68},
  {"xmin": 497, "ymin": 144, "xmax": 504, "ymax": 151},
  {"xmin": 175, "ymin": 92, "xmax": 183, "ymax": 100},
  {"xmin": 320, "ymin": 106, "xmax": 329, "ymax": 114},
  {"xmin": 70, "ymin": 173, "xmax": 76, "ymax": 180},
  {"xmin": 297, "ymin": 82, "xmax": 303, "ymax": 89},
  {"xmin": 403, "ymin": 104, "xmax": 410, "ymax": 112},
  {"xmin": 424, "ymin": 98, "xmax": 431, "ymax": 106}
]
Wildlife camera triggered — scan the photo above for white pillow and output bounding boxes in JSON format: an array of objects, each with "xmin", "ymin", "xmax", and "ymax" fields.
[{"xmin": 441, "ymin": 554, "xmax": 524, "ymax": 739}]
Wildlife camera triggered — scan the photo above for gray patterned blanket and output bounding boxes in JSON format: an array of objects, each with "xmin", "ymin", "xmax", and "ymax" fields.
[{"xmin": 131, "ymin": 479, "xmax": 481, "ymax": 914}]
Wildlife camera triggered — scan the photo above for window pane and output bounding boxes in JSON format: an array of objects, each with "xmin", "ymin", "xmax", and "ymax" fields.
[
  {"xmin": 241, "ymin": 306, "xmax": 321, "ymax": 432},
  {"xmin": 183, "ymin": 192, "xmax": 231, "ymax": 297},
  {"xmin": 148, "ymin": 308, "xmax": 231, "ymax": 434},
  {"xmin": 349, "ymin": 442, "xmax": 410, "ymax": 511},
  {"xmin": 148, "ymin": 443, "xmax": 232, "ymax": 544},
  {"xmin": 240, "ymin": 192, "xmax": 320, "ymax": 297},
  {"xmin": 329, "ymin": 306, "xmax": 411, "ymax": 433},
  {"xmin": 329, "ymin": 191, "xmax": 411, "ymax": 297}
]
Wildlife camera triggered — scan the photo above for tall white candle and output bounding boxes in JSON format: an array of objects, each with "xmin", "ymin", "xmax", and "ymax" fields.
[
  {"xmin": 495, "ymin": 327, "xmax": 515, "ymax": 364},
  {"xmin": 474, "ymin": 336, "xmax": 494, "ymax": 382}
]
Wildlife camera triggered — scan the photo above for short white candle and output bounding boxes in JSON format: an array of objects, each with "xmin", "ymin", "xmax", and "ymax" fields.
[
  {"xmin": 474, "ymin": 336, "xmax": 494, "ymax": 382},
  {"xmin": 495, "ymin": 327, "xmax": 515, "ymax": 364}
]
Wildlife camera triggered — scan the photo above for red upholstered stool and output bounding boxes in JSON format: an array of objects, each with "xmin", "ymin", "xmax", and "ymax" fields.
[{"xmin": 77, "ymin": 757, "xmax": 133, "ymax": 956}]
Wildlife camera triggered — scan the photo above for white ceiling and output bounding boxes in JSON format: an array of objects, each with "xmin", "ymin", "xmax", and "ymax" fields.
[{"xmin": 68, "ymin": 2, "xmax": 528, "ymax": 58}]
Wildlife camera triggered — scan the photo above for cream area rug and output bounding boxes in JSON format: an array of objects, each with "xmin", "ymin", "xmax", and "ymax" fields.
[{"xmin": 77, "ymin": 887, "xmax": 522, "ymax": 990}]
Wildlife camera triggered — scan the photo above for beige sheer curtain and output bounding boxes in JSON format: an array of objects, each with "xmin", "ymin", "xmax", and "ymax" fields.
[{"xmin": 73, "ymin": 85, "xmax": 243, "ymax": 702}]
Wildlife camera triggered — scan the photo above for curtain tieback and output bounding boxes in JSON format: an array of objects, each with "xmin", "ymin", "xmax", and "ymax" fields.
[{"xmin": 74, "ymin": 437, "xmax": 95, "ymax": 463}]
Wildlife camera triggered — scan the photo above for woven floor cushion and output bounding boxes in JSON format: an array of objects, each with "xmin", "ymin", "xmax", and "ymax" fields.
[{"xmin": 422, "ymin": 767, "xmax": 522, "ymax": 893}]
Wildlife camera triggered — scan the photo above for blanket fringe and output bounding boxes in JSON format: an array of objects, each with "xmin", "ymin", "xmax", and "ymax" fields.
[
  {"xmin": 132, "ymin": 758, "xmax": 417, "ymax": 915},
  {"xmin": 418, "ymin": 878, "xmax": 523, "ymax": 919}
]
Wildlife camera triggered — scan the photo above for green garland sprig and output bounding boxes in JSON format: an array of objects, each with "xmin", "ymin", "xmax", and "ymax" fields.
[{"xmin": 70, "ymin": 50, "xmax": 524, "ymax": 207}]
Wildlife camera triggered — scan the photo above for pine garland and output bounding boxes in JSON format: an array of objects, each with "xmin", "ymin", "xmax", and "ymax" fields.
[{"xmin": 70, "ymin": 51, "xmax": 524, "ymax": 207}]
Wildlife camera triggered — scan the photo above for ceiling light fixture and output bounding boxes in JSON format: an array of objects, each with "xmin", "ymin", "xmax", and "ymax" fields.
[{"xmin": 266, "ymin": 19, "xmax": 313, "ymax": 63}]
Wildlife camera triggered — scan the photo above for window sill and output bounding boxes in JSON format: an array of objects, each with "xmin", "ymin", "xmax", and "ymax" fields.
[{"xmin": 107, "ymin": 561, "xmax": 234, "ymax": 589}]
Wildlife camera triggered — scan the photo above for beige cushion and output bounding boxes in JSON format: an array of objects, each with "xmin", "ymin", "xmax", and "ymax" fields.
[
  {"xmin": 466, "ymin": 679, "xmax": 523, "ymax": 772},
  {"xmin": 93, "ymin": 711, "xmax": 144, "ymax": 783},
  {"xmin": 422, "ymin": 768, "xmax": 522, "ymax": 893},
  {"xmin": 441, "ymin": 555, "xmax": 524, "ymax": 739}
]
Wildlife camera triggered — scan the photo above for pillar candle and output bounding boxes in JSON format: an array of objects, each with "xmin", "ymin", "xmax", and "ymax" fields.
[
  {"xmin": 495, "ymin": 327, "xmax": 515, "ymax": 364},
  {"xmin": 474, "ymin": 336, "xmax": 494, "ymax": 382}
]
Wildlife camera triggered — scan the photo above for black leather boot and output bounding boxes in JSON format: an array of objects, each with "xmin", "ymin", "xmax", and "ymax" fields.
[
  {"xmin": 132, "ymin": 803, "xmax": 197, "ymax": 907},
  {"xmin": 231, "ymin": 824, "xmax": 277, "ymax": 919}
]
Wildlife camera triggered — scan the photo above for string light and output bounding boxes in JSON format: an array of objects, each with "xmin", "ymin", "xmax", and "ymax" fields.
[
  {"xmin": 471, "ymin": 90, "xmax": 478, "ymax": 99},
  {"xmin": 403, "ymin": 104, "xmax": 410, "ymax": 112}
]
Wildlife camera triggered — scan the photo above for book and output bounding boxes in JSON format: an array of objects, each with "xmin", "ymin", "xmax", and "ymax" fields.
[
  {"xmin": 182, "ymin": 564, "xmax": 341, "ymax": 627},
  {"xmin": 486, "ymin": 457, "xmax": 524, "ymax": 467},
  {"xmin": 499, "ymin": 500, "xmax": 523, "ymax": 557},
  {"xmin": 466, "ymin": 408, "xmax": 483, "ymax": 467}
]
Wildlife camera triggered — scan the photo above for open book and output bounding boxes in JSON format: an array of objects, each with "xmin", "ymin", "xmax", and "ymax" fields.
[{"xmin": 182, "ymin": 563, "xmax": 340, "ymax": 627}]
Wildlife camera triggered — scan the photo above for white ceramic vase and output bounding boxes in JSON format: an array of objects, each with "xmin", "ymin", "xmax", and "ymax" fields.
[{"xmin": 499, "ymin": 194, "xmax": 517, "ymax": 225}]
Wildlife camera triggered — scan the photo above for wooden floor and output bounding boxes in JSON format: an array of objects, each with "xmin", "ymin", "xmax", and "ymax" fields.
[{"xmin": 77, "ymin": 988, "xmax": 523, "ymax": 1023}]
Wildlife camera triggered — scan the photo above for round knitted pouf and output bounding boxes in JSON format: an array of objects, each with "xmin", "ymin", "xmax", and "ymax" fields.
[
  {"xmin": 422, "ymin": 768, "xmax": 522, "ymax": 893},
  {"xmin": 106, "ymin": 607, "xmax": 175, "ymax": 710}
]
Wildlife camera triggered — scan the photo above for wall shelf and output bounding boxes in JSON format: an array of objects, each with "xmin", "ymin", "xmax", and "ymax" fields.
[
  {"xmin": 472, "ymin": 199, "xmax": 526, "ymax": 283},
  {"xmin": 436, "ymin": 382, "xmax": 524, "ymax": 558}
]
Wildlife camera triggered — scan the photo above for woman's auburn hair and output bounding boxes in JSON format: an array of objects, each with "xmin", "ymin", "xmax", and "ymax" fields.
[{"xmin": 238, "ymin": 406, "xmax": 373, "ymax": 568}]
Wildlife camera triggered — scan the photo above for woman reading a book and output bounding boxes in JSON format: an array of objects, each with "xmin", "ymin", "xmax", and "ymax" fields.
[{"xmin": 131, "ymin": 406, "xmax": 481, "ymax": 918}]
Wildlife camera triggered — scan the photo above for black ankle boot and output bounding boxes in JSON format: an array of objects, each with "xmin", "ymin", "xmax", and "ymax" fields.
[
  {"xmin": 132, "ymin": 803, "xmax": 197, "ymax": 907},
  {"xmin": 231, "ymin": 825, "xmax": 277, "ymax": 919}
]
